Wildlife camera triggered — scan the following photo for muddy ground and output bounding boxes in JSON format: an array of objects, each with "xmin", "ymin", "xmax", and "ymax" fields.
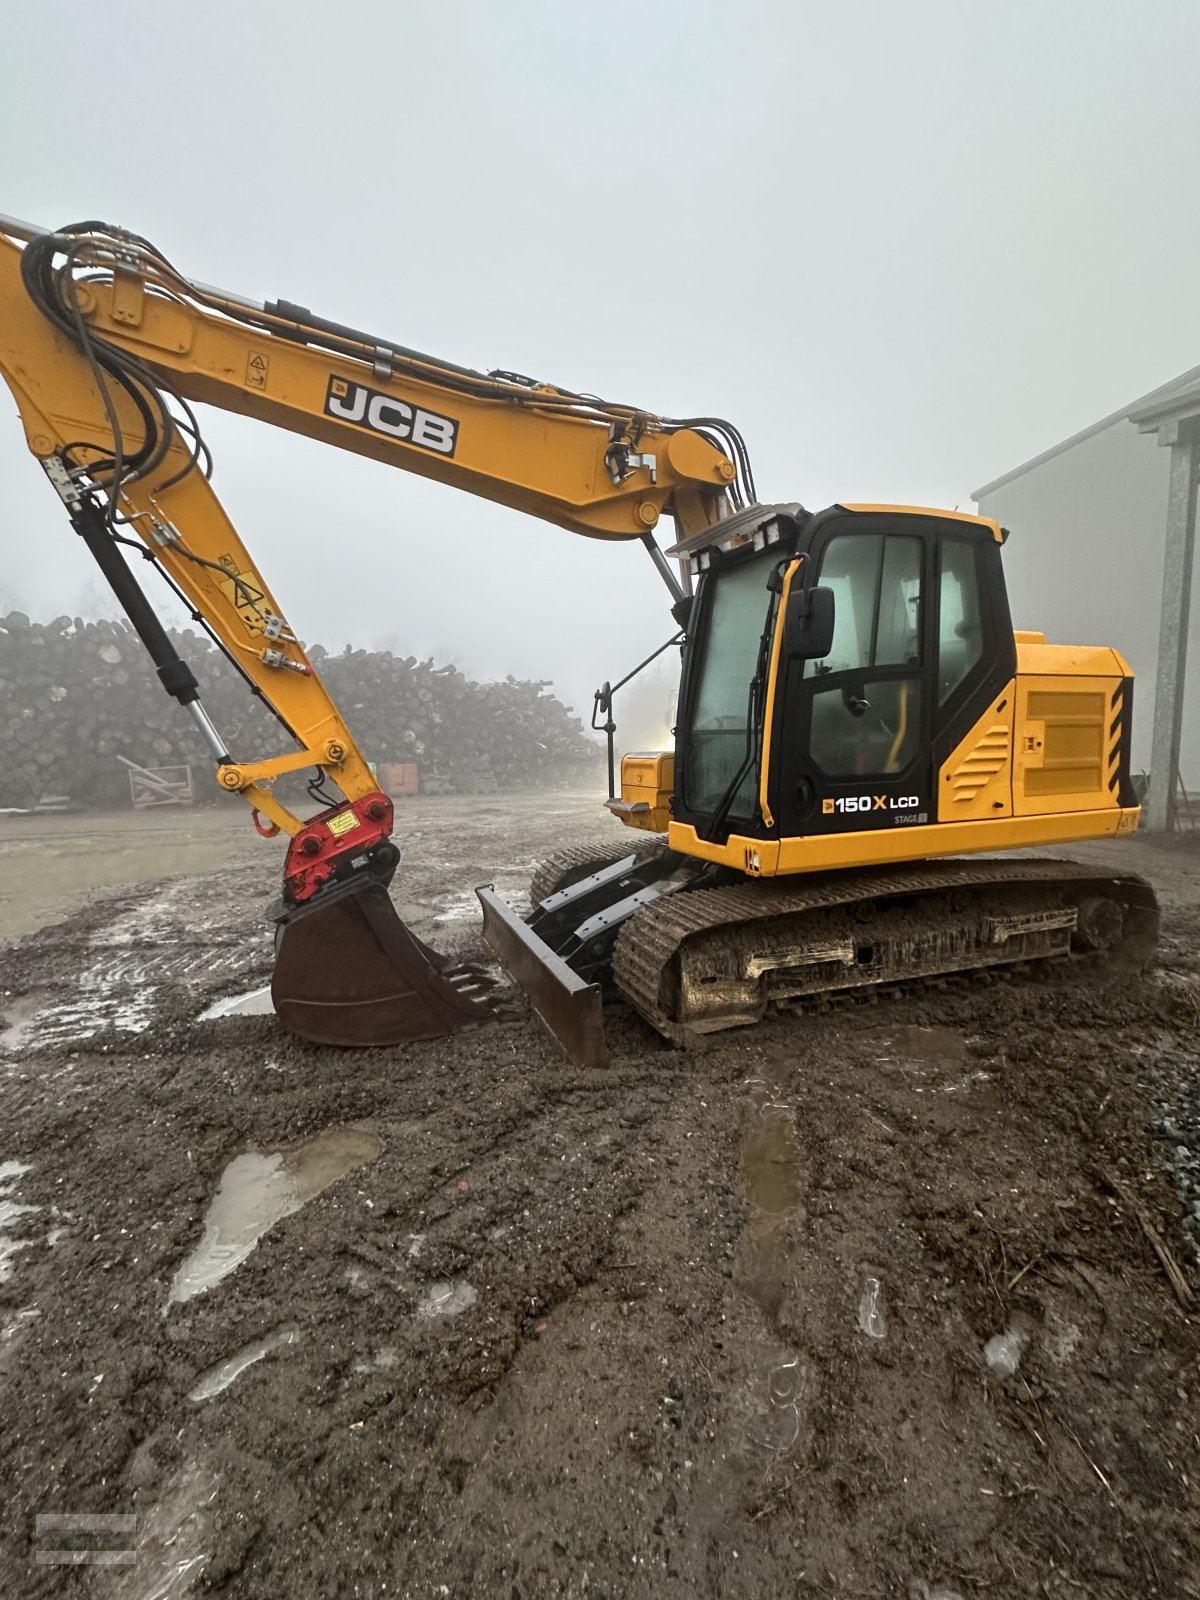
[{"xmin": 1, "ymin": 795, "xmax": 1198, "ymax": 1599}]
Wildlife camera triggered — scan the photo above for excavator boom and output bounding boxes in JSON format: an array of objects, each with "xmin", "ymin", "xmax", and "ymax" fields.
[{"xmin": 0, "ymin": 215, "xmax": 743, "ymax": 1047}]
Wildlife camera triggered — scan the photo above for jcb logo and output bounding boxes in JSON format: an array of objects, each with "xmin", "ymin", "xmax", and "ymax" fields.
[{"xmin": 324, "ymin": 377, "xmax": 459, "ymax": 458}]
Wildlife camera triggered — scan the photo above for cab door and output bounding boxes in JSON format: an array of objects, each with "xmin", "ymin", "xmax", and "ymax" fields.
[{"xmin": 773, "ymin": 514, "xmax": 935, "ymax": 835}]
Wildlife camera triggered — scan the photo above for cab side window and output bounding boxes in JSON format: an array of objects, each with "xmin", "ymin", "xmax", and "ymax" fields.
[
  {"xmin": 805, "ymin": 533, "xmax": 922, "ymax": 677},
  {"xmin": 938, "ymin": 537, "xmax": 984, "ymax": 704},
  {"xmin": 804, "ymin": 532, "xmax": 924, "ymax": 778}
]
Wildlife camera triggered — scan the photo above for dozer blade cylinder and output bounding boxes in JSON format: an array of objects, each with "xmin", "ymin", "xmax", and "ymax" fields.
[
  {"xmin": 476, "ymin": 886, "xmax": 609, "ymax": 1069},
  {"xmin": 272, "ymin": 876, "xmax": 498, "ymax": 1048}
]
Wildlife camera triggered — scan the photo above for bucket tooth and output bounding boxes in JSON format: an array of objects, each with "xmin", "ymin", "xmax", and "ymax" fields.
[
  {"xmin": 272, "ymin": 876, "xmax": 498, "ymax": 1048},
  {"xmin": 476, "ymin": 885, "xmax": 609, "ymax": 1069}
]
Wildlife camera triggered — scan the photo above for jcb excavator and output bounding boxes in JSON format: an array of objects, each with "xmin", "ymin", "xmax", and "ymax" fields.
[{"xmin": 0, "ymin": 217, "xmax": 1157, "ymax": 1066}]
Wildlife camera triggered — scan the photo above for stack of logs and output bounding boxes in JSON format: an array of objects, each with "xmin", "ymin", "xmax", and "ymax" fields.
[{"xmin": 0, "ymin": 612, "xmax": 602, "ymax": 809}]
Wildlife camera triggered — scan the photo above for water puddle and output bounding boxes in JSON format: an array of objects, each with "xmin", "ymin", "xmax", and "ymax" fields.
[
  {"xmin": 198, "ymin": 987, "xmax": 274, "ymax": 1021},
  {"xmin": 168, "ymin": 1127, "xmax": 381, "ymax": 1306},
  {"xmin": 858, "ymin": 1024, "xmax": 994, "ymax": 1097},
  {"xmin": 108, "ymin": 1461, "xmax": 218, "ymax": 1600},
  {"xmin": 736, "ymin": 1344, "xmax": 805, "ymax": 1455},
  {"xmin": 417, "ymin": 1280, "xmax": 478, "ymax": 1318},
  {"xmin": 0, "ymin": 1160, "xmax": 38, "ymax": 1283},
  {"xmin": 433, "ymin": 892, "xmax": 480, "ymax": 926},
  {"xmin": 738, "ymin": 1084, "xmax": 805, "ymax": 1322},
  {"xmin": 742, "ymin": 1099, "xmax": 802, "ymax": 1230},
  {"xmin": 0, "ymin": 999, "xmax": 41, "ymax": 1056},
  {"xmin": 984, "ymin": 1324, "xmax": 1029, "ymax": 1378},
  {"xmin": 189, "ymin": 1325, "xmax": 299, "ymax": 1401},
  {"xmin": 862, "ymin": 1023, "xmax": 967, "ymax": 1065},
  {"xmin": 857, "ymin": 1275, "xmax": 887, "ymax": 1339},
  {"xmin": 4, "ymin": 882, "xmax": 257, "ymax": 1055}
]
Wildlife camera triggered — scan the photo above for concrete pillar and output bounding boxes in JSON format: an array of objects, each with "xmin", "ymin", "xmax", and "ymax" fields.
[{"xmin": 1147, "ymin": 421, "xmax": 1198, "ymax": 831}]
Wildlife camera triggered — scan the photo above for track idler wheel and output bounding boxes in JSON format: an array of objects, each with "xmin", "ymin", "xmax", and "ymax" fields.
[
  {"xmin": 1072, "ymin": 893, "xmax": 1125, "ymax": 954},
  {"xmin": 272, "ymin": 876, "xmax": 499, "ymax": 1048}
]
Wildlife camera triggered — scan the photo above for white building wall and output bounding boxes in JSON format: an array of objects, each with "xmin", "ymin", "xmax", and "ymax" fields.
[{"xmin": 975, "ymin": 419, "xmax": 1200, "ymax": 778}]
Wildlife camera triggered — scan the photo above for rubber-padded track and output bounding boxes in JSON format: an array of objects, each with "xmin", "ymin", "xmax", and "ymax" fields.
[{"xmin": 611, "ymin": 857, "xmax": 1159, "ymax": 1046}]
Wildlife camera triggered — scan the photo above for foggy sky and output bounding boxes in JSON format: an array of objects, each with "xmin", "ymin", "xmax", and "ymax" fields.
[{"xmin": 3, "ymin": 1, "xmax": 1200, "ymax": 735}]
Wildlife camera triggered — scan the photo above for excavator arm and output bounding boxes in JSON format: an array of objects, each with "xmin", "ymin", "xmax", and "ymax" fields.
[{"xmin": 0, "ymin": 215, "xmax": 747, "ymax": 1049}]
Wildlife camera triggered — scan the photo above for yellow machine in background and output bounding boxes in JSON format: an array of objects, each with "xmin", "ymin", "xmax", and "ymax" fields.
[{"xmin": 0, "ymin": 216, "xmax": 1157, "ymax": 1065}]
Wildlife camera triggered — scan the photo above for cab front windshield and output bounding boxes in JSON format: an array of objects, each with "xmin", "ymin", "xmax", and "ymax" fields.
[{"xmin": 681, "ymin": 550, "xmax": 775, "ymax": 816}]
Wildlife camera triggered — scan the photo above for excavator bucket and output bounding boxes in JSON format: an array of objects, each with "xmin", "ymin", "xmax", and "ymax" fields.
[
  {"xmin": 476, "ymin": 885, "xmax": 609, "ymax": 1069},
  {"xmin": 272, "ymin": 876, "xmax": 499, "ymax": 1048}
]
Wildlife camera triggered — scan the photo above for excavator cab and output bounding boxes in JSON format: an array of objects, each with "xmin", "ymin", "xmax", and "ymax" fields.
[
  {"xmin": 669, "ymin": 502, "xmax": 1016, "ymax": 847},
  {"xmin": 481, "ymin": 502, "xmax": 1150, "ymax": 1065}
]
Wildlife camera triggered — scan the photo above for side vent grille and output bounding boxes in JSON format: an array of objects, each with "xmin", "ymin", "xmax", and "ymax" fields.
[{"xmin": 949, "ymin": 724, "xmax": 1010, "ymax": 802}]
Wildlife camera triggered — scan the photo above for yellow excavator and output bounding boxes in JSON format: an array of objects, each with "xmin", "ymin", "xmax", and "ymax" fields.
[{"xmin": 0, "ymin": 217, "xmax": 1158, "ymax": 1066}]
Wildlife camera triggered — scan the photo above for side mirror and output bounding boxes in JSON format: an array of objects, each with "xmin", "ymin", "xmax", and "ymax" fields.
[{"xmin": 784, "ymin": 583, "xmax": 835, "ymax": 660}]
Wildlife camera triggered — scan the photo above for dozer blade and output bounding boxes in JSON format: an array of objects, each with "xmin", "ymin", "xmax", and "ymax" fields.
[
  {"xmin": 476, "ymin": 885, "xmax": 609, "ymax": 1069},
  {"xmin": 272, "ymin": 876, "xmax": 499, "ymax": 1048}
]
